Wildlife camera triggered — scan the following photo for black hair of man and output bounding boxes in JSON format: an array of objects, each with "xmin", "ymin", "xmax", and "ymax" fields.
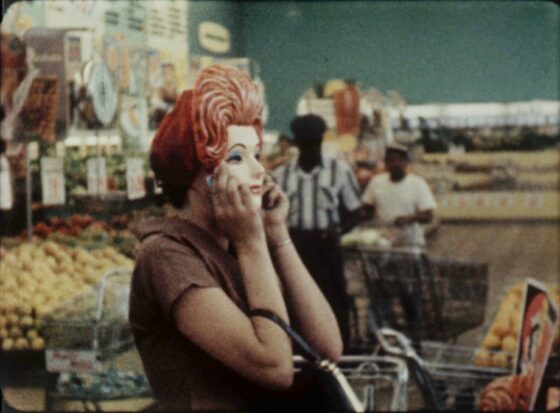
[
  {"xmin": 290, "ymin": 114, "xmax": 327, "ymax": 142},
  {"xmin": 385, "ymin": 144, "xmax": 410, "ymax": 161}
]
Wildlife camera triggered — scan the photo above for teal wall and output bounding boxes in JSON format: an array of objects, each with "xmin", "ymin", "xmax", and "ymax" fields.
[
  {"xmin": 239, "ymin": 1, "xmax": 560, "ymax": 133},
  {"xmin": 188, "ymin": 0, "xmax": 243, "ymax": 57}
]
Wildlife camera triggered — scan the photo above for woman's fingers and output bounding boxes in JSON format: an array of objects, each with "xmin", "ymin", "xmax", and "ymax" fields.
[
  {"xmin": 226, "ymin": 175, "xmax": 242, "ymax": 208},
  {"xmin": 238, "ymin": 184, "xmax": 254, "ymax": 209},
  {"xmin": 213, "ymin": 165, "xmax": 228, "ymax": 193},
  {"xmin": 265, "ymin": 186, "xmax": 281, "ymax": 209}
]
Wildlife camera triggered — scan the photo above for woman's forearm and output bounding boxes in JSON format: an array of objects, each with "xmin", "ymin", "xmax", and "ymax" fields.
[
  {"xmin": 234, "ymin": 235, "xmax": 292, "ymax": 359},
  {"xmin": 268, "ymin": 227, "xmax": 343, "ymax": 361}
]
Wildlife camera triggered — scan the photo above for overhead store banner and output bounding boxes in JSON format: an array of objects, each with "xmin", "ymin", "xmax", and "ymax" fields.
[
  {"xmin": 1, "ymin": 1, "xmax": 45, "ymax": 36},
  {"xmin": 103, "ymin": 0, "xmax": 147, "ymax": 97},
  {"xmin": 146, "ymin": 0, "xmax": 189, "ymax": 131},
  {"xmin": 44, "ymin": 0, "xmax": 108, "ymax": 29}
]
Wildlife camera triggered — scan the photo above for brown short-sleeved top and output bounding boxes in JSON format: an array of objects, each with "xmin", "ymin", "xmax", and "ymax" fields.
[{"xmin": 129, "ymin": 217, "xmax": 267, "ymax": 411}]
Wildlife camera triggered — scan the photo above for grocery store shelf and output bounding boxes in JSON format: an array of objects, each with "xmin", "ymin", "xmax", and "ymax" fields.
[{"xmin": 436, "ymin": 190, "xmax": 560, "ymax": 221}]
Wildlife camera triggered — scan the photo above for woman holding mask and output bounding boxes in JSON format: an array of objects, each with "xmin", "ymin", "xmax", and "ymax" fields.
[{"xmin": 129, "ymin": 65, "xmax": 342, "ymax": 411}]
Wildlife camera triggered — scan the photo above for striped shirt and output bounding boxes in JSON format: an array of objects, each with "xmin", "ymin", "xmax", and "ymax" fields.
[{"xmin": 271, "ymin": 156, "xmax": 361, "ymax": 230}]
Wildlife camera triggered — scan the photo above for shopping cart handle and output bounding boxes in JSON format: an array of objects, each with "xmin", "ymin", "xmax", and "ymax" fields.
[
  {"xmin": 376, "ymin": 328, "xmax": 419, "ymax": 359},
  {"xmin": 375, "ymin": 328, "xmax": 444, "ymax": 411}
]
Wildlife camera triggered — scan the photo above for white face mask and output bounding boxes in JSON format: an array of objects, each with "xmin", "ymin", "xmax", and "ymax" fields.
[{"xmin": 221, "ymin": 125, "xmax": 265, "ymax": 209}]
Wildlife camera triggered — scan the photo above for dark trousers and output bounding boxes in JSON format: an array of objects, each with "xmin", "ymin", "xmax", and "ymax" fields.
[{"xmin": 289, "ymin": 229, "xmax": 350, "ymax": 351}]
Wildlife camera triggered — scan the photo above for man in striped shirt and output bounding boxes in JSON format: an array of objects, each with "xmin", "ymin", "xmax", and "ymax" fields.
[{"xmin": 271, "ymin": 114, "xmax": 362, "ymax": 350}]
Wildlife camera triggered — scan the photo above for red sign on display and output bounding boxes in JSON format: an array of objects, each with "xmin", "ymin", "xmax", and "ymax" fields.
[{"xmin": 514, "ymin": 280, "xmax": 559, "ymax": 410}]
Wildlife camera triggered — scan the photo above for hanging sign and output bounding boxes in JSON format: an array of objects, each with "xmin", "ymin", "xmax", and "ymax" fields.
[
  {"xmin": 0, "ymin": 156, "xmax": 14, "ymax": 210},
  {"xmin": 28, "ymin": 142, "xmax": 40, "ymax": 160},
  {"xmin": 86, "ymin": 157, "xmax": 108, "ymax": 195},
  {"xmin": 126, "ymin": 158, "xmax": 146, "ymax": 200},
  {"xmin": 198, "ymin": 21, "xmax": 231, "ymax": 54},
  {"xmin": 40, "ymin": 157, "xmax": 65, "ymax": 205}
]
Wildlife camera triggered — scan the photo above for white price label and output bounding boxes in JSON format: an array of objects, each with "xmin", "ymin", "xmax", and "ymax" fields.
[
  {"xmin": 29, "ymin": 142, "xmax": 39, "ymax": 160},
  {"xmin": 87, "ymin": 157, "xmax": 108, "ymax": 195},
  {"xmin": 40, "ymin": 157, "xmax": 66, "ymax": 205},
  {"xmin": 126, "ymin": 158, "xmax": 146, "ymax": 200},
  {"xmin": 55, "ymin": 141, "xmax": 66, "ymax": 158},
  {"xmin": 154, "ymin": 178, "xmax": 163, "ymax": 195},
  {"xmin": 46, "ymin": 349, "xmax": 102, "ymax": 373}
]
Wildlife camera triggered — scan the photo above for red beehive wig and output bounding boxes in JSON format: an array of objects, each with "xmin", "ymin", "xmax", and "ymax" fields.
[{"xmin": 150, "ymin": 65, "xmax": 263, "ymax": 204}]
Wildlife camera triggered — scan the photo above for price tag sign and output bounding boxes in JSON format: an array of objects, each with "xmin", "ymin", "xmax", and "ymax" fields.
[
  {"xmin": 46, "ymin": 349, "xmax": 102, "ymax": 373},
  {"xmin": 29, "ymin": 142, "xmax": 39, "ymax": 160},
  {"xmin": 40, "ymin": 157, "xmax": 66, "ymax": 205},
  {"xmin": 154, "ymin": 178, "xmax": 163, "ymax": 195},
  {"xmin": 1, "ymin": 156, "xmax": 14, "ymax": 210},
  {"xmin": 87, "ymin": 157, "xmax": 108, "ymax": 195},
  {"xmin": 126, "ymin": 158, "xmax": 146, "ymax": 200},
  {"xmin": 55, "ymin": 141, "xmax": 66, "ymax": 158}
]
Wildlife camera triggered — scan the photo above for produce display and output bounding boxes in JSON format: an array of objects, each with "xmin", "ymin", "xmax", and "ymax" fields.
[
  {"xmin": 27, "ymin": 143, "xmax": 151, "ymax": 196},
  {"xmin": 0, "ymin": 307, "xmax": 44, "ymax": 351},
  {"xmin": 479, "ymin": 374, "xmax": 530, "ymax": 411},
  {"xmin": 0, "ymin": 241, "xmax": 133, "ymax": 352},
  {"xmin": 340, "ymin": 227, "xmax": 392, "ymax": 248},
  {"xmin": 475, "ymin": 283, "xmax": 560, "ymax": 368},
  {"xmin": 21, "ymin": 210, "xmax": 164, "ymax": 259}
]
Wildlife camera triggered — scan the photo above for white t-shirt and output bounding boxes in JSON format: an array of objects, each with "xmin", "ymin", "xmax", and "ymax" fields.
[{"xmin": 361, "ymin": 172, "xmax": 437, "ymax": 246}]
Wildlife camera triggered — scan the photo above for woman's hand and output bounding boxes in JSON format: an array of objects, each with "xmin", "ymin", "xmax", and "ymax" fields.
[
  {"xmin": 261, "ymin": 174, "xmax": 290, "ymax": 244},
  {"xmin": 211, "ymin": 166, "xmax": 264, "ymax": 245}
]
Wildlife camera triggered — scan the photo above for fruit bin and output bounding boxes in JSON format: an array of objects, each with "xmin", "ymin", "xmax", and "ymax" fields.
[{"xmin": 41, "ymin": 268, "xmax": 133, "ymax": 360}]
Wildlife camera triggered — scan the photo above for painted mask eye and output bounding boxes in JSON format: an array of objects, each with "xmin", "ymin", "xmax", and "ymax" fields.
[{"xmin": 226, "ymin": 150, "xmax": 243, "ymax": 164}]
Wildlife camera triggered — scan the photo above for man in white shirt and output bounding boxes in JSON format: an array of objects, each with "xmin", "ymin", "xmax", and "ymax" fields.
[{"xmin": 362, "ymin": 144, "xmax": 436, "ymax": 247}]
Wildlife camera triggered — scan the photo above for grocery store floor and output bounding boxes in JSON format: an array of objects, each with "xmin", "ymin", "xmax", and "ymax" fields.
[{"xmin": 429, "ymin": 220, "xmax": 560, "ymax": 347}]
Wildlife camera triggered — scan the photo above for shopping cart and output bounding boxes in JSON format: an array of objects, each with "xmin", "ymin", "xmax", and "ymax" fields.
[
  {"xmin": 42, "ymin": 269, "xmax": 151, "ymax": 410},
  {"xmin": 367, "ymin": 327, "xmax": 515, "ymax": 411},
  {"xmin": 343, "ymin": 245, "xmax": 488, "ymax": 345},
  {"xmin": 294, "ymin": 354, "xmax": 409, "ymax": 411},
  {"xmin": 42, "ymin": 268, "xmax": 134, "ymax": 359}
]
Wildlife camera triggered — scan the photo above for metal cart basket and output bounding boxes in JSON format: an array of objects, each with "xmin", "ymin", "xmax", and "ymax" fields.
[
  {"xmin": 41, "ymin": 269, "xmax": 152, "ymax": 410},
  {"xmin": 344, "ymin": 245, "xmax": 488, "ymax": 345},
  {"xmin": 42, "ymin": 268, "xmax": 134, "ymax": 360},
  {"xmin": 368, "ymin": 327, "xmax": 515, "ymax": 411},
  {"xmin": 294, "ymin": 354, "xmax": 409, "ymax": 411}
]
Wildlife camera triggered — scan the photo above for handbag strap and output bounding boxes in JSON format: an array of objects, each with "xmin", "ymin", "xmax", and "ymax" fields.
[{"xmin": 248, "ymin": 308, "xmax": 321, "ymax": 364}]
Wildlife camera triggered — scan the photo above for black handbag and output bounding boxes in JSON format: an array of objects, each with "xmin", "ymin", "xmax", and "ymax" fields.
[{"xmin": 248, "ymin": 309, "xmax": 364, "ymax": 412}]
